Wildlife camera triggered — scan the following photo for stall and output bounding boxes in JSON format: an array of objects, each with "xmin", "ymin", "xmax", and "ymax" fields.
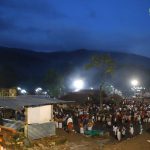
[{"xmin": 0, "ymin": 95, "xmax": 68, "ymax": 140}]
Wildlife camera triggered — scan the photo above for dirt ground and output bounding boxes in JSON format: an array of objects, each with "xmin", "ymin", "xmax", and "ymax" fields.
[
  {"xmin": 26, "ymin": 129, "xmax": 109, "ymax": 150},
  {"xmin": 27, "ymin": 128, "xmax": 150, "ymax": 150},
  {"xmin": 103, "ymin": 132, "xmax": 150, "ymax": 150}
]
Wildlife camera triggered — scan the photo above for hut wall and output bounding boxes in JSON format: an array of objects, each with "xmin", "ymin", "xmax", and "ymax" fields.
[
  {"xmin": 25, "ymin": 122, "xmax": 55, "ymax": 140},
  {"xmin": 27, "ymin": 105, "xmax": 52, "ymax": 124}
]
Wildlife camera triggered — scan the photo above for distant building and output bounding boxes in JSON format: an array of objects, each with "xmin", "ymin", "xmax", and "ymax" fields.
[{"xmin": 0, "ymin": 88, "xmax": 17, "ymax": 97}]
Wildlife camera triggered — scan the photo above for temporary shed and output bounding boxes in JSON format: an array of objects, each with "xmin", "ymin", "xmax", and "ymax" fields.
[{"xmin": 0, "ymin": 95, "xmax": 71, "ymax": 139}]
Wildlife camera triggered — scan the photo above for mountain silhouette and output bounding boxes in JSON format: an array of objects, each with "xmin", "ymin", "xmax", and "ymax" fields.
[{"xmin": 0, "ymin": 46, "xmax": 150, "ymax": 92}]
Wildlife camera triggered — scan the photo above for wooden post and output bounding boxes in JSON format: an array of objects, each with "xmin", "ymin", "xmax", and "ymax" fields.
[
  {"xmin": 0, "ymin": 134, "xmax": 4, "ymax": 150},
  {"xmin": 51, "ymin": 105, "xmax": 53, "ymax": 121},
  {"xmin": 100, "ymin": 84, "xmax": 103, "ymax": 111},
  {"xmin": 24, "ymin": 107, "xmax": 28, "ymax": 138}
]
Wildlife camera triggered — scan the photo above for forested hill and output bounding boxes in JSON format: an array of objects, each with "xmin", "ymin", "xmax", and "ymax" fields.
[{"xmin": 0, "ymin": 46, "xmax": 150, "ymax": 90}]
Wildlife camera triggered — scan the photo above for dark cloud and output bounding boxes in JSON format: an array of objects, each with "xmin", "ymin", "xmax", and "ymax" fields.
[
  {"xmin": 0, "ymin": 17, "xmax": 15, "ymax": 30},
  {"xmin": 46, "ymin": 27, "xmax": 94, "ymax": 50},
  {"xmin": 0, "ymin": 0, "xmax": 67, "ymax": 47},
  {"xmin": 0, "ymin": 26, "xmax": 92, "ymax": 51},
  {"xmin": 0, "ymin": 0, "xmax": 67, "ymax": 18},
  {"xmin": 0, "ymin": 0, "xmax": 150, "ymax": 57}
]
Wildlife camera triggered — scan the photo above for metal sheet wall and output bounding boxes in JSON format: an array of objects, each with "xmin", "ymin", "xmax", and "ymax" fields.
[{"xmin": 25, "ymin": 122, "xmax": 56, "ymax": 140}]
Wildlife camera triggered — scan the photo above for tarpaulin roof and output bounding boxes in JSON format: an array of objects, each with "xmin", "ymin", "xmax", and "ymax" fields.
[{"xmin": 0, "ymin": 95, "xmax": 73, "ymax": 110}]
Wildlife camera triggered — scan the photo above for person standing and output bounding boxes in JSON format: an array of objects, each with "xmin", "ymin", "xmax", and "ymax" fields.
[
  {"xmin": 67, "ymin": 115, "xmax": 74, "ymax": 133},
  {"xmin": 87, "ymin": 119, "xmax": 94, "ymax": 131},
  {"xmin": 113, "ymin": 125, "xmax": 117, "ymax": 137},
  {"xmin": 79, "ymin": 122, "xmax": 84, "ymax": 134},
  {"xmin": 117, "ymin": 128, "xmax": 121, "ymax": 141},
  {"xmin": 129, "ymin": 124, "xmax": 134, "ymax": 137},
  {"xmin": 139, "ymin": 124, "xmax": 143, "ymax": 134},
  {"xmin": 121, "ymin": 126, "xmax": 126, "ymax": 137}
]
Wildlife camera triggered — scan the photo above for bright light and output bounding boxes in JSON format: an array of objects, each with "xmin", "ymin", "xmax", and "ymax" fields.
[
  {"xmin": 35, "ymin": 87, "xmax": 42, "ymax": 93},
  {"xmin": 90, "ymin": 87, "xmax": 94, "ymax": 90},
  {"xmin": 17, "ymin": 87, "xmax": 21, "ymax": 91},
  {"xmin": 42, "ymin": 91, "xmax": 47, "ymax": 95},
  {"xmin": 131, "ymin": 79, "xmax": 139, "ymax": 86},
  {"xmin": 73, "ymin": 79, "xmax": 84, "ymax": 91},
  {"xmin": 21, "ymin": 89, "xmax": 27, "ymax": 94}
]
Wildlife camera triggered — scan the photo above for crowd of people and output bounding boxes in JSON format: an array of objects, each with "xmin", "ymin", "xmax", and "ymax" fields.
[{"xmin": 54, "ymin": 99, "xmax": 150, "ymax": 141}]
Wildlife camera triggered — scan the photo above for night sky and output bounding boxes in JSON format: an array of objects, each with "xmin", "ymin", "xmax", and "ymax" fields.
[{"xmin": 0, "ymin": 0, "xmax": 150, "ymax": 57}]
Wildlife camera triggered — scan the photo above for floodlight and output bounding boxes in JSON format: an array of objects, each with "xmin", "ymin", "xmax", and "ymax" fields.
[
  {"xmin": 131, "ymin": 79, "xmax": 139, "ymax": 86},
  {"xmin": 73, "ymin": 79, "xmax": 84, "ymax": 91},
  {"xmin": 21, "ymin": 89, "xmax": 27, "ymax": 94}
]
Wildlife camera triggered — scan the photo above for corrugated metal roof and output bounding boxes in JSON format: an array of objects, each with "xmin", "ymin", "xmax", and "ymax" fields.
[{"xmin": 0, "ymin": 95, "xmax": 72, "ymax": 110}]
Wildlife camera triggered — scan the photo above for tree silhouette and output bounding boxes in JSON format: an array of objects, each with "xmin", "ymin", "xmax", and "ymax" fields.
[
  {"xmin": 0, "ymin": 65, "xmax": 18, "ymax": 88},
  {"xmin": 85, "ymin": 54, "xmax": 115, "ymax": 110},
  {"xmin": 43, "ymin": 69, "xmax": 64, "ymax": 97}
]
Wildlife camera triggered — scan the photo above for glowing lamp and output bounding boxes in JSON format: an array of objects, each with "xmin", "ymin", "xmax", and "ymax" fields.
[
  {"xmin": 73, "ymin": 79, "xmax": 84, "ymax": 91},
  {"xmin": 131, "ymin": 79, "xmax": 139, "ymax": 86}
]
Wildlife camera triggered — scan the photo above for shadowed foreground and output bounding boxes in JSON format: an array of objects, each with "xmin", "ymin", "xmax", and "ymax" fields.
[{"xmin": 103, "ymin": 132, "xmax": 150, "ymax": 150}]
